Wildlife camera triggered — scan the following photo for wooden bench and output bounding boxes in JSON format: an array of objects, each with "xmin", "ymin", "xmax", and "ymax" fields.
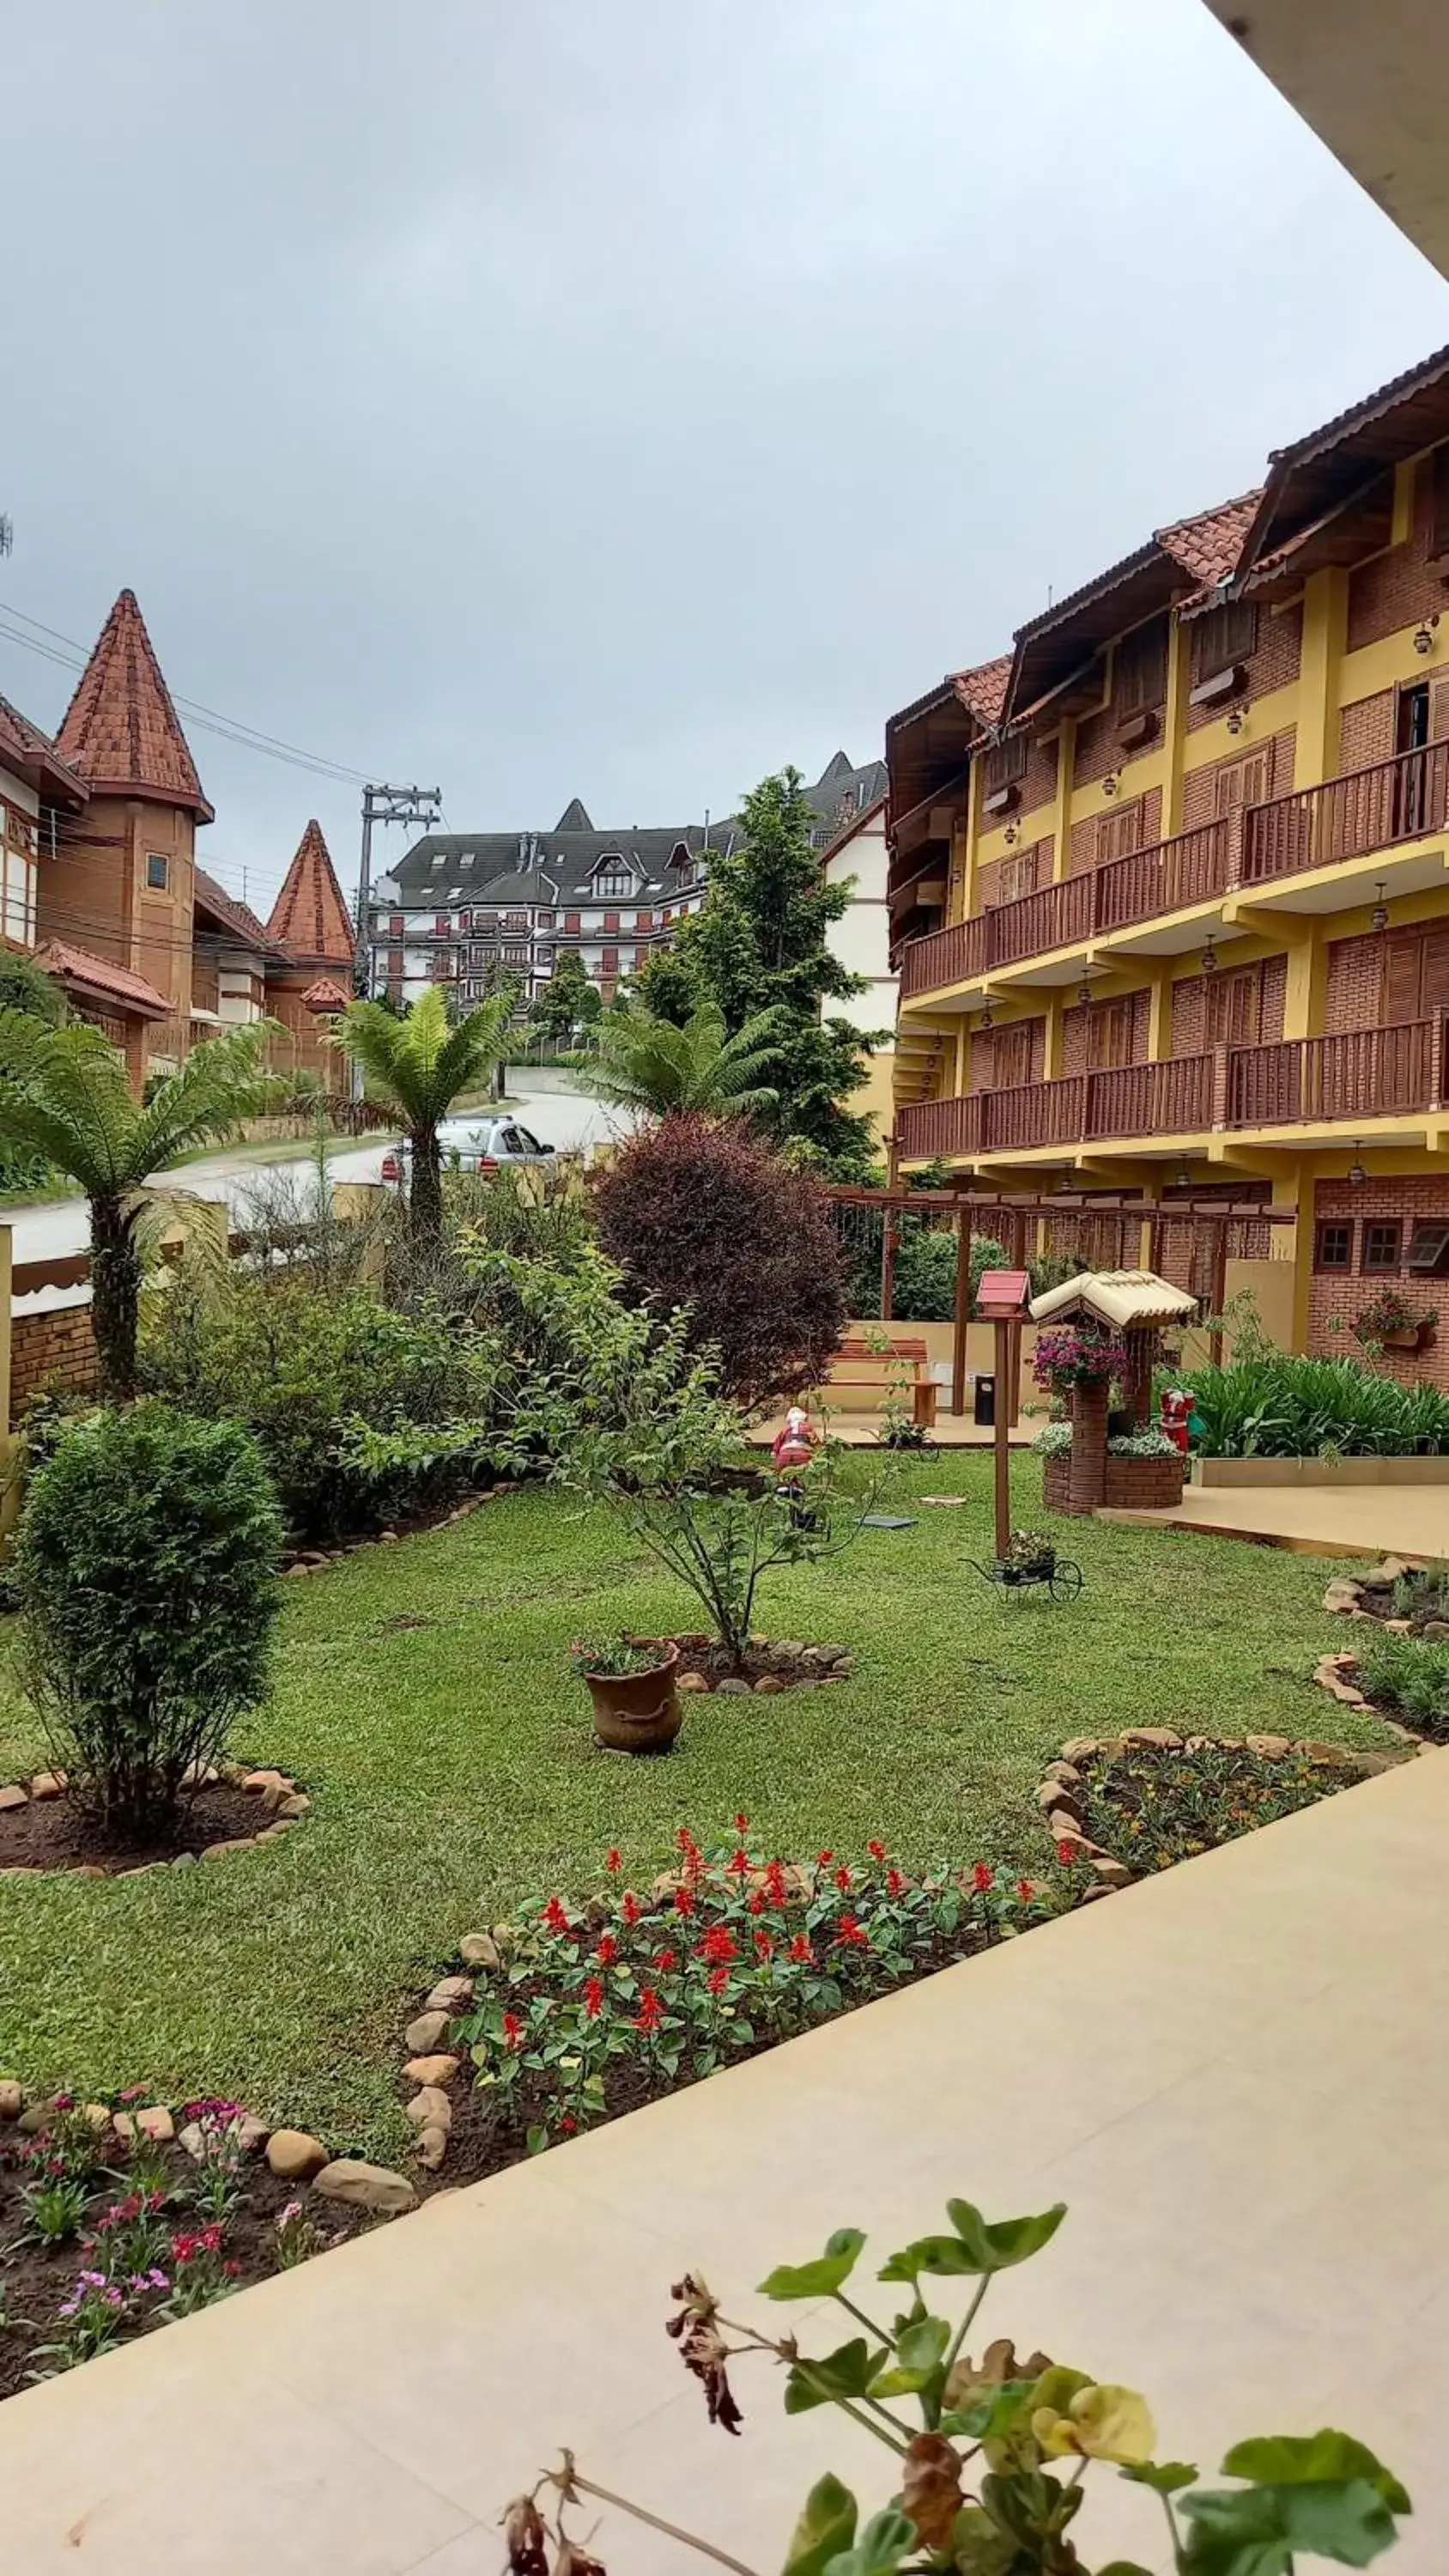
[{"xmin": 816, "ymin": 1336, "xmax": 939, "ymax": 1428}]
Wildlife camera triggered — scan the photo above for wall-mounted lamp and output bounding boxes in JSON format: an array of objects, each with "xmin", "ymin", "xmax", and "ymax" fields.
[
  {"xmin": 1225, "ymin": 705, "xmax": 1246, "ymax": 737},
  {"xmin": 1076, "ymin": 975, "xmax": 1094, "ymax": 1007},
  {"xmin": 1372, "ymin": 880, "xmax": 1390, "ymax": 933},
  {"xmin": 1174, "ymin": 1164, "xmax": 1193, "ymax": 1189},
  {"xmin": 1003, "ymin": 821, "xmax": 1021, "ymax": 847},
  {"xmin": 1415, "ymin": 613, "xmax": 1441, "ymax": 657},
  {"xmin": 978, "ymin": 1003, "xmax": 994, "ymax": 1031},
  {"xmin": 1348, "ymin": 1144, "xmax": 1367, "ymax": 1187},
  {"xmin": 1101, "ymin": 769, "xmax": 1121, "ymax": 799},
  {"xmin": 1201, "ymin": 935, "xmax": 1219, "ymax": 976}
]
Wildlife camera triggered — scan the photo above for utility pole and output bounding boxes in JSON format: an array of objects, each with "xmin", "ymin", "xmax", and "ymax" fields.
[{"xmin": 355, "ymin": 781, "xmax": 442, "ymax": 994}]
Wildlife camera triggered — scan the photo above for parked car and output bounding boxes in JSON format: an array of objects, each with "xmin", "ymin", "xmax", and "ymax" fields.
[{"xmin": 379, "ymin": 1115, "xmax": 557, "ymax": 1186}]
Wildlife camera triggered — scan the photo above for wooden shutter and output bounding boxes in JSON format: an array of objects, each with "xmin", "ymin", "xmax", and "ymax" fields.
[
  {"xmin": 1212, "ymin": 750, "xmax": 1271, "ymax": 816},
  {"xmin": 1095, "ymin": 799, "xmax": 1145, "ymax": 865},
  {"xmin": 1206, "ymin": 966, "xmax": 1262, "ymax": 1049},
  {"xmin": 1422, "ymin": 923, "xmax": 1449, "ymax": 1014},
  {"xmin": 1191, "ymin": 599, "xmax": 1258, "ymax": 680},
  {"xmin": 984, "ymin": 735, "xmax": 1027, "ymax": 792},
  {"xmin": 1428, "ymin": 676, "xmax": 1449, "ymax": 743},
  {"xmin": 1385, "ymin": 928, "xmax": 1424, "ymax": 1024},
  {"xmin": 1115, "ymin": 618, "xmax": 1167, "ymax": 715},
  {"xmin": 1088, "ymin": 1000, "xmax": 1131, "ymax": 1069},
  {"xmin": 995, "ymin": 1022, "xmax": 1034, "ymax": 1090}
]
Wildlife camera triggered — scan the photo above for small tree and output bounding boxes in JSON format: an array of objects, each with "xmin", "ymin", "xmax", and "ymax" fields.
[
  {"xmin": 530, "ymin": 951, "xmax": 596, "ymax": 1046},
  {"xmin": 593, "ymin": 1113, "xmax": 846, "ymax": 1408},
  {"xmin": 0, "ymin": 1014, "xmax": 279, "ymax": 1400},
  {"xmin": 15, "ymin": 1404, "xmax": 283, "ymax": 1842},
  {"xmin": 580, "ymin": 999, "xmax": 786, "ymax": 1121},
  {"xmin": 333, "ymin": 982, "xmax": 515, "ymax": 1254}
]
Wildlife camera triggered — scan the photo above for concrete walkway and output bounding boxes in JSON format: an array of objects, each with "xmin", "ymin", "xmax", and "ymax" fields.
[
  {"xmin": 3, "ymin": 1757, "xmax": 1446, "ymax": 2573},
  {"xmin": 1119, "ymin": 1480, "xmax": 1449, "ymax": 1559}
]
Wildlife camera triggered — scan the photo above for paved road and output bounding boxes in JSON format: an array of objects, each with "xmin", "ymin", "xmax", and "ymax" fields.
[{"xmin": 6, "ymin": 1077, "xmax": 625, "ymax": 1291}]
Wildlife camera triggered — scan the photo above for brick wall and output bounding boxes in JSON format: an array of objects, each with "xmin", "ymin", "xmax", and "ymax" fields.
[
  {"xmin": 1072, "ymin": 695, "xmax": 1119, "ymax": 791},
  {"xmin": 1324, "ymin": 931, "xmax": 1385, "ymax": 1034},
  {"xmin": 1346, "ymin": 458, "xmax": 1445, "ymax": 653},
  {"xmin": 10, "ymin": 1303, "xmax": 99, "ymax": 1426},
  {"xmin": 1338, "ymin": 690, "xmax": 1395, "ymax": 774},
  {"xmin": 976, "ymin": 837, "xmax": 1051, "ymax": 912},
  {"xmin": 1185, "ymin": 600, "xmax": 1303, "ymax": 734},
  {"xmin": 970, "ymin": 1016, "xmax": 1045, "ymax": 1091},
  {"xmin": 1179, "ymin": 727, "xmax": 1295, "ymax": 830},
  {"xmin": 1067, "ymin": 785, "xmax": 1163, "ymax": 878},
  {"xmin": 1309, "ymin": 1176, "xmax": 1449, "ymax": 1383},
  {"xmin": 1167, "ymin": 954, "xmax": 1287, "ymax": 1059}
]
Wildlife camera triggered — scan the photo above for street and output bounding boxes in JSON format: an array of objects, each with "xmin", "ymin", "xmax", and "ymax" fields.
[{"xmin": 6, "ymin": 1075, "xmax": 626, "ymax": 1293}]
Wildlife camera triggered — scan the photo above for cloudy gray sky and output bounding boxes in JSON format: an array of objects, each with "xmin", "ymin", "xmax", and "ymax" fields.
[{"xmin": 5, "ymin": 0, "xmax": 1449, "ymax": 916}]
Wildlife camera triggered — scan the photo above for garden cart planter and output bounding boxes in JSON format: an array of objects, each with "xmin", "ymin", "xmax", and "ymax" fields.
[{"xmin": 579, "ymin": 1639, "xmax": 682, "ymax": 1754}]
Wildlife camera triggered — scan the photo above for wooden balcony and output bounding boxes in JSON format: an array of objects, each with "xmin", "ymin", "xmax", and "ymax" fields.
[
  {"xmin": 899, "ymin": 743, "xmax": 1449, "ymax": 1005},
  {"xmin": 897, "ymin": 1018, "xmax": 1447, "ymax": 1162}
]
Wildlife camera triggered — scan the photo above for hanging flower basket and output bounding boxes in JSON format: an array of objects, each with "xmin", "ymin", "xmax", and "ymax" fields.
[{"xmin": 1032, "ymin": 1326, "xmax": 1126, "ymax": 1399}]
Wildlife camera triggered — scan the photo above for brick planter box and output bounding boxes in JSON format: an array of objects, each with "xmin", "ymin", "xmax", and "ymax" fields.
[{"xmin": 1045, "ymin": 1450, "xmax": 1185, "ymax": 1513}]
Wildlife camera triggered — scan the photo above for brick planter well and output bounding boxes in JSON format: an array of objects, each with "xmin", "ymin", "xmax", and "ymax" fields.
[{"xmin": 1045, "ymin": 1450, "xmax": 1185, "ymax": 1513}]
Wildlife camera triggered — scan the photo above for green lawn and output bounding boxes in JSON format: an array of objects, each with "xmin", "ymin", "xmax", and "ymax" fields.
[{"xmin": 0, "ymin": 1455, "xmax": 1385, "ymax": 2156}]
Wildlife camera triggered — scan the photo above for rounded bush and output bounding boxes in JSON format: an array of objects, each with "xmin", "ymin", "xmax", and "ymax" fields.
[{"xmin": 14, "ymin": 1401, "xmax": 284, "ymax": 1841}]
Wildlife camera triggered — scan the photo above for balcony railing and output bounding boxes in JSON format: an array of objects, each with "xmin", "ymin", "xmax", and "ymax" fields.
[
  {"xmin": 900, "ymin": 742, "xmax": 1449, "ymax": 1003},
  {"xmin": 898, "ymin": 1019, "xmax": 1446, "ymax": 1160}
]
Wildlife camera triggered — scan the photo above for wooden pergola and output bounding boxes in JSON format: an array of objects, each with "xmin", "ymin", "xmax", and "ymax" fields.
[{"xmin": 823, "ymin": 1182, "xmax": 1296, "ymax": 1418}]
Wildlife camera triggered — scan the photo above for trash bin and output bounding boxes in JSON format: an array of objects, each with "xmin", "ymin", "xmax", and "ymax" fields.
[{"xmin": 973, "ymin": 1374, "xmax": 996, "ymax": 1427}]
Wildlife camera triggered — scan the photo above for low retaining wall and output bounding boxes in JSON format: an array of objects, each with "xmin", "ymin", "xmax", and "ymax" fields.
[
  {"xmin": 1045, "ymin": 1449, "xmax": 1185, "ymax": 1513},
  {"xmin": 10, "ymin": 1303, "xmax": 98, "ymax": 1425},
  {"xmin": 1191, "ymin": 1455, "xmax": 1449, "ymax": 1489}
]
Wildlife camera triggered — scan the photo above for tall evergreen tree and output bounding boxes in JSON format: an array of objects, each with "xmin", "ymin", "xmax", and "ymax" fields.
[{"xmin": 671, "ymin": 768, "xmax": 882, "ymax": 1171}]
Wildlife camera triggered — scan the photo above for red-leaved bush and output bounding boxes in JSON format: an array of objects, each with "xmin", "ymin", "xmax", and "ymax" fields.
[{"xmin": 591, "ymin": 1115, "xmax": 847, "ymax": 1408}]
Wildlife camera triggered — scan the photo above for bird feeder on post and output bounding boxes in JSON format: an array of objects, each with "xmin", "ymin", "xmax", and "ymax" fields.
[{"xmin": 975, "ymin": 1267, "xmax": 1032, "ymax": 1567}]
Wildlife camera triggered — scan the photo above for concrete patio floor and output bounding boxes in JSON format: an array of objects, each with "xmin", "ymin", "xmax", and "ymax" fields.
[
  {"xmin": 1114, "ymin": 1480, "xmax": 1449, "ymax": 1559},
  {"xmin": 2, "ymin": 1754, "xmax": 1446, "ymax": 2573}
]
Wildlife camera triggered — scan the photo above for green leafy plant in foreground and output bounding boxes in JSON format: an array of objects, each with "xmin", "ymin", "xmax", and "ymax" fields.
[{"xmin": 508, "ymin": 2194, "xmax": 1410, "ymax": 2573}]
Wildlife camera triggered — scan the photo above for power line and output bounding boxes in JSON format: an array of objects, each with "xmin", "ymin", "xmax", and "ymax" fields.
[{"xmin": 0, "ymin": 599, "xmax": 375, "ymax": 786}]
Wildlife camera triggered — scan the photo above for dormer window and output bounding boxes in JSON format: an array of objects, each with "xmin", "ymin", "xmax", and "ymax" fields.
[{"xmin": 594, "ymin": 855, "xmax": 634, "ymax": 900}]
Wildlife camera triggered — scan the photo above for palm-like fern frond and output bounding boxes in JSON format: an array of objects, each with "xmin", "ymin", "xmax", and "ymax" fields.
[
  {"xmin": 0, "ymin": 1013, "xmax": 282, "ymax": 1197},
  {"xmin": 334, "ymin": 986, "xmax": 517, "ymax": 1127},
  {"xmin": 130, "ymin": 1022, "xmax": 281, "ymax": 1177},
  {"xmin": 581, "ymin": 1001, "xmax": 785, "ymax": 1119}
]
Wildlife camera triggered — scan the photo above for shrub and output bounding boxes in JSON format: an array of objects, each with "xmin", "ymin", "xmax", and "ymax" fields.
[
  {"xmin": 1179, "ymin": 1355, "xmax": 1449, "ymax": 1457},
  {"xmin": 1358, "ymin": 1631, "xmax": 1449, "ymax": 1739},
  {"xmin": 592, "ymin": 1113, "xmax": 846, "ymax": 1408},
  {"xmin": 14, "ymin": 1404, "xmax": 282, "ymax": 1840},
  {"xmin": 140, "ymin": 1267, "xmax": 502, "ymax": 1540}
]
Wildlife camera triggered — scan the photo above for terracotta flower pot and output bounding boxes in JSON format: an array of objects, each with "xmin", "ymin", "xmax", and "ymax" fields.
[{"xmin": 579, "ymin": 1640, "xmax": 682, "ymax": 1754}]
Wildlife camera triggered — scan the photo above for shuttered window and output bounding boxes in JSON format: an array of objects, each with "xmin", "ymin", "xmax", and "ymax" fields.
[
  {"xmin": 1115, "ymin": 617, "xmax": 1167, "ymax": 715},
  {"xmin": 1095, "ymin": 799, "xmax": 1146, "ymax": 866},
  {"xmin": 983, "ymin": 733, "xmax": 1027, "ymax": 793},
  {"xmin": 1205, "ymin": 965, "xmax": 1263, "ymax": 1049},
  {"xmin": 1212, "ymin": 750, "xmax": 1272, "ymax": 815},
  {"xmin": 996, "ymin": 848, "xmax": 1041, "ymax": 906},
  {"xmin": 1086, "ymin": 1000, "xmax": 1132, "ymax": 1070},
  {"xmin": 1385, "ymin": 923, "xmax": 1449, "ymax": 1022},
  {"xmin": 1191, "ymin": 598, "xmax": 1258, "ymax": 679},
  {"xmin": 991, "ymin": 1022, "xmax": 1036, "ymax": 1090}
]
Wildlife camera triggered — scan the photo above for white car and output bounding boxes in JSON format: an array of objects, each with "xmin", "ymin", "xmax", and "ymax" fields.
[{"xmin": 379, "ymin": 1114, "xmax": 557, "ymax": 1186}]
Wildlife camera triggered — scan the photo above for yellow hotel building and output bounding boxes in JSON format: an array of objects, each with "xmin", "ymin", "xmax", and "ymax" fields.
[{"xmin": 887, "ymin": 345, "xmax": 1449, "ymax": 1379}]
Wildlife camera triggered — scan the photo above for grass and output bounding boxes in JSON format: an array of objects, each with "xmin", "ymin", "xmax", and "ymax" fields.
[{"xmin": 0, "ymin": 1454, "xmax": 1391, "ymax": 2158}]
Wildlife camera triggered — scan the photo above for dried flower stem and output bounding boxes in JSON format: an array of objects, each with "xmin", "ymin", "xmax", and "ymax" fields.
[{"xmin": 546, "ymin": 2454, "xmax": 764, "ymax": 2575}]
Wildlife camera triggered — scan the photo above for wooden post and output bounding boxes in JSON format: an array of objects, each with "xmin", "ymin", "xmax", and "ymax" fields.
[
  {"xmin": 994, "ymin": 1315, "xmax": 1012, "ymax": 1564},
  {"xmin": 1006, "ymin": 1208, "xmax": 1028, "ymax": 1427},
  {"xmin": 0, "ymin": 1224, "xmax": 16, "ymax": 1543},
  {"xmin": 880, "ymin": 1200, "xmax": 898, "ymax": 1323},
  {"xmin": 951, "ymin": 1210, "xmax": 971, "ymax": 1417},
  {"xmin": 1208, "ymin": 1222, "xmax": 1228, "ymax": 1369}
]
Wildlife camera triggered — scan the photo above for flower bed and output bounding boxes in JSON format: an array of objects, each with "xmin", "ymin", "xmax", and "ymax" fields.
[
  {"xmin": 397, "ymin": 1826, "xmax": 1074, "ymax": 2177},
  {"xmin": 1318, "ymin": 1637, "xmax": 1449, "ymax": 1746},
  {"xmin": 0, "ymin": 1765, "xmax": 311, "ymax": 1878},
  {"xmin": 1037, "ymin": 1730, "xmax": 1396, "ymax": 1880},
  {"xmin": 671, "ymin": 1637, "xmax": 855, "ymax": 1694},
  {"xmin": 0, "ymin": 2097, "xmax": 376, "ymax": 2399},
  {"xmin": 1322, "ymin": 1556, "xmax": 1449, "ymax": 1634}
]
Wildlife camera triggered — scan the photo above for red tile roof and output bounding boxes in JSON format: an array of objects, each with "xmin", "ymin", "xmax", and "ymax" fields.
[
  {"xmin": 193, "ymin": 867, "xmax": 279, "ymax": 953},
  {"xmin": 266, "ymin": 820, "xmax": 355, "ymax": 964},
  {"xmin": 55, "ymin": 591, "xmax": 213, "ymax": 821},
  {"xmin": 0, "ymin": 694, "xmax": 88, "ymax": 805},
  {"xmin": 953, "ymin": 656, "xmax": 1013, "ymax": 726},
  {"xmin": 38, "ymin": 939, "xmax": 170, "ymax": 1020},
  {"xmin": 1155, "ymin": 490, "xmax": 1262, "ymax": 588},
  {"xmin": 299, "ymin": 973, "xmax": 351, "ymax": 1012}
]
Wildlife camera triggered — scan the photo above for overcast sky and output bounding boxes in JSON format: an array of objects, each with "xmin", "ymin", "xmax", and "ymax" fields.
[{"xmin": 5, "ymin": 0, "xmax": 1449, "ymax": 917}]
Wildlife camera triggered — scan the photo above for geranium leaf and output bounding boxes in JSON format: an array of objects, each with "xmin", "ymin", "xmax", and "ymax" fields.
[
  {"xmin": 1120, "ymin": 2460, "xmax": 1198, "ymax": 2494},
  {"xmin": 784, "ymin": 2337, "xmax": 888, "ymax": 2415},
  {"xmin": 781, "ymin": 2474, "xmax": 857, "ymax": 2575},
  {"xmin": 1222, "ymin": 2431, "xmax": 1411, "ymax": 2517},
  {"xmin": 944, "ymin": 2198, "xmax": 1067, "ymax": 2271},
  {"xmin": 822, "ymin": 2507, "xmax": 916, "ymax": 2573},
  {"xmin": 760, "ymin": 2228, "xmax": 867, "ymax": 2300}
]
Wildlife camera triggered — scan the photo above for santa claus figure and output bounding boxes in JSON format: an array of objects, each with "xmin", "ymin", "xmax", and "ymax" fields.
[{"xmin": 772, "ymin": 1405, "xmax": 816, "ymax": 1476}]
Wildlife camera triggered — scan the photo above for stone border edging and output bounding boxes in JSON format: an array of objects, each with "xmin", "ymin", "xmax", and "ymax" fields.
[
  {"xmin": 0, "ymin": 1764, "xmax": 312, "ymax": 1880},
  {"xmin": 1033, "ymin": 1725, "xmax": 1410, "ymax": 1892},
  {"xmin": 0, "ymin": 2084, "xmax": 417, "ymax": 2216}
]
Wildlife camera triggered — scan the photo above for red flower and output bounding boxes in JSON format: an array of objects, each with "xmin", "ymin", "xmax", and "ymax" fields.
[
  {"xmin": 502, "ymin": 2010, "xmax": 525, "ymax": 2050},
  {"xmin": 595, "ymin": 1933, "xmax": 618, "ymax": 1966},
  {"xmin": 887, "ymin": 1867, "xmax": 906, "ymax": 1899},
  {"xmin": 834, "ymin": 1865, "xmax": 852, "ymax": 1893},
  {"xmin": 634, "ymin": 1989, "xmax": 664, "ymax": 2034},
  {"xmin": 816, "ymin": 1850, "xmax": 834, "ymax": 1867},
  {"xmin": 868, "ymin": 1839, "xmax": 888, "ymax": 1862},
  {"xmin": 972, "ymin": 1862, "xmax": 994, "ymax": 1894},
  {"xmin": 754, "ymin": 1930, "xmax": 774, "ymax": 1959},
  {"xmin": 543, "ymin": 1896, "xmax": 572, "ymax": 1935},
  {"xmin": 52, "ymin": 2093, "xmax": 75, "ymax": 2112},
  {"xmin": 605, "ymin": 1848, "xmax": 621, "ymax": 1874},
  {"xmin": 223, "ymin": 2260, "xmax": 243, "ymax": 2279},
  {"xmin": 676, "ymin": 1827, "xmax": 700, "ymax": 1856},
  {"xmin": 621, "ymin": 1891, "xmax": 641, "ymax": 1926},
  {"xmin": 834, "ymin": 1914, "xmax": 870, "ymax": 1948},
  {"xmin": 764, "ymin": 1861, "xmax": 789, "ymax": 1906},
  {"xmin": 726, "ymin": 1847, "xmax": 750, "ymax": 1879},
  {"xmin": 707, "ymin": 1965, "xmax": 730, "ymax": 1996},
  {"xmin": 699, "ymin": 1924, "xmax": 737, "ymax": 1965},
  {"xmin": 733, "ymin": 1812, "xmax": 749, "ymax": 1832},
  {"xmin": 584, "ymin": 1978, "xmax": 605, "ymax": 2020},
  {"xmin": 747, "ymin": 1886, "xmax": 767, "ymax": 1916},
  {"xmin": 1016, "ymin": 1879, "xmax": 1035, "ymax": 1903},
  {"xmin": 1056, "ymin": 1843, "xmax": 1077, "ymax": 1868},
  {"xmin": 789, "ymin": 1933, "xmax": 815, "ymax": 1965},
  {"xmin": 674, "ymin": 1885, "xmax": 695, "ymax": 1918},
  {"xmin": 653, "ymin": 1947, "xmax": 679, "ymax": 1972},
  {"xmin": 559, "ymin": 2113, "xmax": 579, "ymax": 2136}
]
